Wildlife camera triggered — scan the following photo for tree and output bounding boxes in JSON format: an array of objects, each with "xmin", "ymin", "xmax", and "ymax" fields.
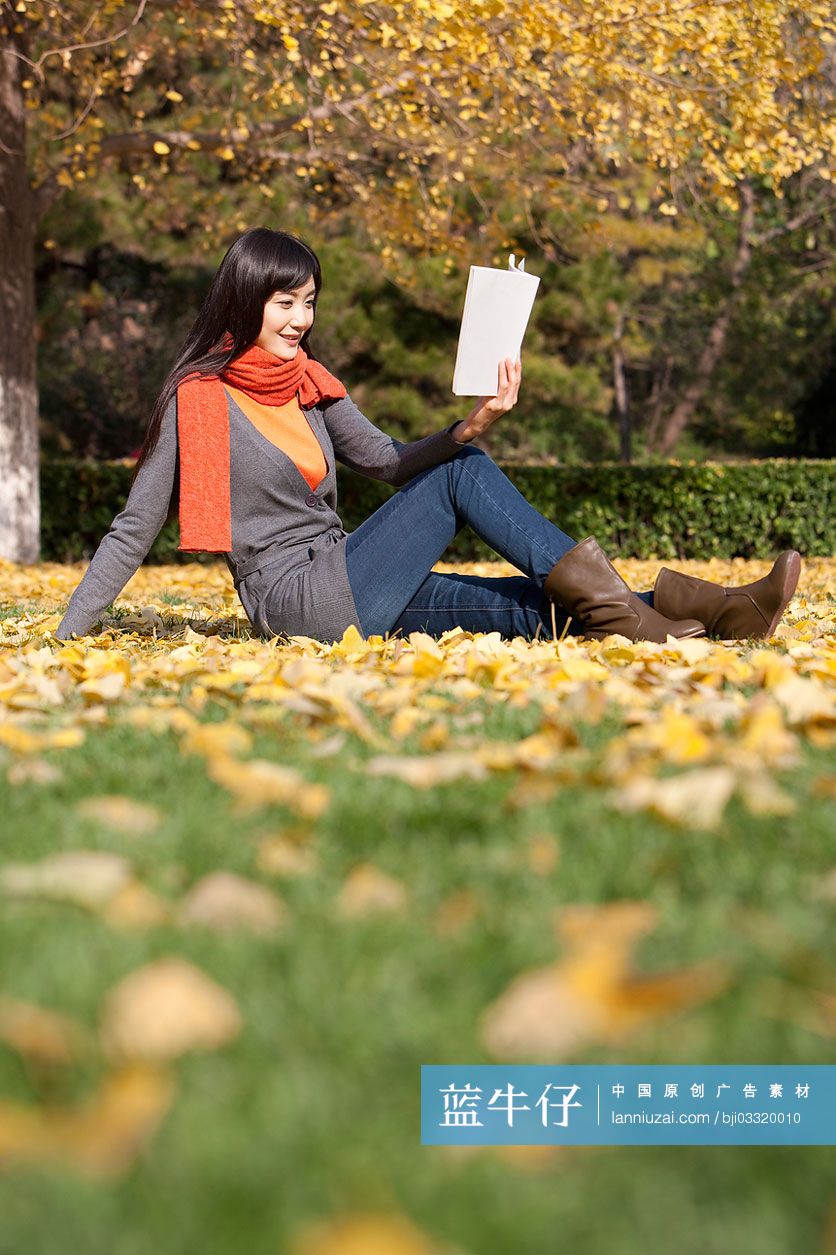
[
  {"xmin": 649, "ymin": 175, "xmax": 833, "ymax": 454},
  {"xmin": 2, "ymin": 0, "xmax": 832, "ymax": 557},
  {"xmin": 1, "ymin": 27, "xmax": 38, "ymax": 560}
]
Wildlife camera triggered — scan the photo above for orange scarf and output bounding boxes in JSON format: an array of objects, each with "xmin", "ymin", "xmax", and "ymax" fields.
[{"xmin": 176, "ymin": 344, "xmax": 347, "ymax": 551}]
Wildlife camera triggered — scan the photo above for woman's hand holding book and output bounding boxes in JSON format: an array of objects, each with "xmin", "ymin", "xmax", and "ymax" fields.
[{"xmin": 451, "ymin": 357, "xmax": 522, "ymax": 443}]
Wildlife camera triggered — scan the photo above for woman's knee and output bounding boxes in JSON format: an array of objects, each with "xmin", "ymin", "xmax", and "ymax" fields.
[
  {"xmin": 410, "ymin": 444, "xmax": 489, "ymax": 490},
  {"xmin": 453, "ymin": 444, "xmax": 489, "ymax": 462},
  {"xmin": 449, "ymin": 444, "xmax": 492, "ymax": 481}
]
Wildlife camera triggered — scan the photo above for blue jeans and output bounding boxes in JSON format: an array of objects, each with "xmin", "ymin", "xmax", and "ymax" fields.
[{"xmin": 344, "ymin": 445, "xmax": 652, "ymax": 640}]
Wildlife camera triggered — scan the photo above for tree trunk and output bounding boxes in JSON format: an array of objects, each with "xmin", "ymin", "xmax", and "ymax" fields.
[
  {"xmin": 644, "ymin": 352, "xmax": 673, "ymax": 451},
  {"xmin": 612, "ymin": 309, "xmax": 631, "ymax": 463},
  {"xmin": 653, "ymin": 180, "xmax": 756, "ymax": 457},
  {"xmin": 0, "ymin": 41, "xmax": 39, "ymax": 562}
]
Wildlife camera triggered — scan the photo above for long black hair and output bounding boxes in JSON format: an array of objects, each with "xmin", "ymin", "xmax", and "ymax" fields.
[{"xmin": 131, "ymin": 227, "xmax": 323, "ymax": 503}]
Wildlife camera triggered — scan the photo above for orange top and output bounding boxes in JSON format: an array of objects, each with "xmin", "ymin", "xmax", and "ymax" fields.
[{"xmin": 225, "ymin": 385, "xmax": 327, "ymax": 491}]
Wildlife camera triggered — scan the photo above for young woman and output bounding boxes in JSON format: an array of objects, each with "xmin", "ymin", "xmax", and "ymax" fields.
[{"xmin": 54, "ymin": 228, "xmax": 801, "ymax": 646}]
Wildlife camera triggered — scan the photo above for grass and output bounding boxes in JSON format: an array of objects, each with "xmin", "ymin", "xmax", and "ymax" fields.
[{"xmin": 0, "ymin": 557, "xmax": 834, "ymax": 1253}]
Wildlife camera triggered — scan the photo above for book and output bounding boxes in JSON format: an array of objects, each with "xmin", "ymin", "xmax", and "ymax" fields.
[{"xmin": 451, "ymin": 254, "xmax": 541, "ymax": 396}]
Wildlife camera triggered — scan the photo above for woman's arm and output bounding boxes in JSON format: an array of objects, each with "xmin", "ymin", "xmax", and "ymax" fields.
[
  {"xmin": 53, "ymin": 397, "xmax": 178, "ymax": 640},
  {"xmin": 322, "ymin": 392, "xmax": 471, "ymax": 488},
  {"xmin": 322, "ymin": 360, "xmax": 521, "ymax": 486}
]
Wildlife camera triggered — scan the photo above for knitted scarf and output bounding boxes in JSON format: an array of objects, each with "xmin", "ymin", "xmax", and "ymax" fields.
[{"xmin": 176, "ymin": 343, "xmax": 347, "ymax": 552}]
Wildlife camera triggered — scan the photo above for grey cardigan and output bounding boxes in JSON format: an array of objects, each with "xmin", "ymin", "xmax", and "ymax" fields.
[{"xmin": 54, "ymin": 389, "xmax": 466, "ymax": 642}]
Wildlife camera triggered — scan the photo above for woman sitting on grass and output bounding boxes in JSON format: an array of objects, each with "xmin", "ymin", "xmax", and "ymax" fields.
[{"xmin": 55, "ymin": 228, "xmax": 800, "ymax": 646}]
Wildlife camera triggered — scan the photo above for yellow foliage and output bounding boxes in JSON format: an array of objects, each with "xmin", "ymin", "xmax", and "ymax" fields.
[{"xmin": 12, "ymin": 0, "xmax": 832, "ymax": 261}]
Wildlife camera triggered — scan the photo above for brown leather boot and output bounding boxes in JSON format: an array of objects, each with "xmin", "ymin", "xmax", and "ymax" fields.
[
  {"xmin": 543, "ymin": 537, "xmax": 705, "ymax": 642},
  {"xmin": 653, "ymin": 550, "xmax": 801, "ymax": 640}
]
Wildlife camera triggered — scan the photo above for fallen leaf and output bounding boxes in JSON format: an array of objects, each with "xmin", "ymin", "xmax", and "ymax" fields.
[
  {"xmin": 308, "ymin": 731, "xmax": 347, "ymax": 758},
  {"xmin": 631, "ymin": 710, "xmax": 715, "ymax": 765},
  {"xmin": 389, "ymin": 707, "xmax": 429, "ymax": 741},
  {"xmin": 0, "ymin": 996, "xmax": 90, "ymax": 1066},
  {"xmin": 0, "ymin": 725, "xmax": 84, "ymax": 754},
  {"xmin": 365, "ymin": 752, "xmax": 488, "ymax": 789},
  {"xmin": 665, "ymin": 636, "xmax": 714, "ymax": 664},
  {"xmin": 419, "ymin": 720, "xmax": 450, "ymax": 752},
  {"xmin": 481, "ymin": 901, "xmax": 729, "ymax": 1060},
  {"xmin": 812, "ymin": 775, "xmax": 836, "ymax": 800},
  {"xmin": 256, "ymin": 835, "xmax": 319, "ymax": 878},
  {"xmin": 206, "ymin": 755, "xmax": 330, "ymax": 818},
  {"xmin": 738, "ymin": 700, "xmax": 800, "ymax": 766},
  {"xmin": 614, "ymin": 766, "xmax": 737, "ymax": 830},
  {"xmin": 0, "ymin": 851, "xmax": 134, "ymax": 909},
  {"xmin": 0, "ymin": 1063, "xmax": 174, "ymax": 1179},
  {"xmin": 737, "ymin": 773, "xmax": 797, "ymax": 817},
  {"xmin": 176, "ymin": 871, "xmax": 287, "ymax": 934},
  {"xmin": 77, "ymin": 672, "xmax": 127, "ymax": 703},
  {"xmin": 771, "ymin": 676, "xmax": 836, "ymax": 727},
  {"xmin": 6, "ymin": 758, "xmax": 63, "ymax": 786},
  {"xmin": 76, "ymin": 795, "xmax": 162, "ymax": 835},
  {"xmin": 179, "ymin": 721, "xmax": 253, "ymax": 759},
  {"xmin": 337, "ymin": 863, "xmax": 409, "ymax": 919},
  {"xmin": 99, "ymin": 957, "xmax": 242, "ymax": 1062},
  {"xmin": 102, "ymin": 882, "xmax": 172, "ymax": 930}
]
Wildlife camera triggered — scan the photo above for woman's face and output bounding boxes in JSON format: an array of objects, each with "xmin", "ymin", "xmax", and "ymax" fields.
[{"xmin": 256, "ymin": 277, "xmax": 317, "ymax": 359}]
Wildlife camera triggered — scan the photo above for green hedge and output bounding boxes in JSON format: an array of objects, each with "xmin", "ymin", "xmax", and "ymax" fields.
[{"xmin": 40, "ymin": 457, "xmax": 835, "ymax": 563}]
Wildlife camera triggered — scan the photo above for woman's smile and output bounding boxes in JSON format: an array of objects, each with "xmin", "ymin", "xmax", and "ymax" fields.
[{"xmin": 256, "ymin": 279, "xmax": 317, "ymax": 358}]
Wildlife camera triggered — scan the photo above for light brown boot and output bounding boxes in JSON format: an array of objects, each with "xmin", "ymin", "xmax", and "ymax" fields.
[
  {"xmin": 653, "ymin": 550, "xmax": 801, "ymax": 640},
  {"xmin": 543, "ymin": 537, "xmax": 705, "ymax": 643}
]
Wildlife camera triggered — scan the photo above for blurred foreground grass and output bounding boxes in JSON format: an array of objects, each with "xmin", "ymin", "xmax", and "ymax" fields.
[{"xmin": 0, "ymin": 557, "xmax": 834, "ymax": 1255}]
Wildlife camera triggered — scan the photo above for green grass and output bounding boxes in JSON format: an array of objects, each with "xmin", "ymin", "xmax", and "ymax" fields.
[{"xmin": 1, "ymin": 696, "xmax": 835, "ymax": 1255}]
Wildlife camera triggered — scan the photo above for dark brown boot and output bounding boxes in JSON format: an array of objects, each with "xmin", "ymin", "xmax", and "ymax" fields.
[
  {"xmin": 653, "ymin": 551, "xmax": 801, "ymax": 640},
  {"xmin": 543, "ymin": 537, "xmax": 705, "ymax": 643}
]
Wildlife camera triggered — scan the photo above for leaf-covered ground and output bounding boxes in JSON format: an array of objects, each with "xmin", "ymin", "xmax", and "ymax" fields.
[{"xmin": 0, "ymin": 556, "xmax": 835, "ymax": 1255}]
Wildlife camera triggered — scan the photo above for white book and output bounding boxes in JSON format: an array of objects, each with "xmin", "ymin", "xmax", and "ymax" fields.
[{"xmin": 452, "ymin": 254, "xmax": 541, "ymax": 396}]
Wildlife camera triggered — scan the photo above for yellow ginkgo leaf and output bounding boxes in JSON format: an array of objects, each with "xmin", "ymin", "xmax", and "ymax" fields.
[
  {"xmin": 76, "ymin": 795, "xmax": 162, "ymax": 835},
  {"xmin": 179, "ymin": 720, "xmax": 253, "ymax": 759},
  {"xmin": 100, "ymin": 957, "xmax": 242, "ymax": 1063},
  {"xmin": 365, "ymin": 752, "xmax": 488, "ymax": 789},
  {"xmin": 176, "ymin": 871, "xmax": 287, "ymax": 934},
  {"xmin": 207, "ymin": 754, "xmax": 330, "ymax": 817},
  {"xmin": 0, "ymin": 1063, "xmax": 175, "ymax": 1180},
  {"xmin": 614, "ymin": 766, "xmax": 737, "ymax": 830},
  {"xmin": 482, "ymin": 900, "xmax": 729, "ymax": 1060},
  {"xmin": 0, "ymin": 850, "xmax": 134, "ymax": 909},
  {"xmin": 337, "ymin": 863, "xmax": 409, "ymax": 919},
  {"xmin": 0, "ymin": 996, "xmax": 90, "ymax": 1066}
]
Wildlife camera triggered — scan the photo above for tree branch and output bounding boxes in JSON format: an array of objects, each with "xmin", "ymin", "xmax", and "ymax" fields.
[
  {"xmin": 53, "ymin": 72, "xmax": 102, "ymax": 141},
  {"xmin": 9, "ymin": 0, "xmax": 151, "ymax": 79},
  {"xmin": 751, "ymin": 191, "xmax": 834, "ymax": 247},
  {"xmin": 32, "ymin": 67, "xmax": 417, "ymax": 216}
]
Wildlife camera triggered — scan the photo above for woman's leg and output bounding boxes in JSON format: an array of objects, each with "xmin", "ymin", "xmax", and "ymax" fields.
[
  {"xmin": 390, "ymin": 571, "xmax": 577, "ymax": 640},
  {"xmin": 344, "ymin": 445, "xmax": 654, "ymax": 638},
  {"xmin": 343, "ymin": 446, "xmax": 657, "ymax": 637}
]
